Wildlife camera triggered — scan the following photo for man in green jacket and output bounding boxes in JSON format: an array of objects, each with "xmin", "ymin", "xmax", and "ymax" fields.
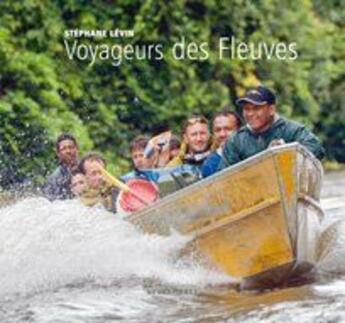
[{"xmin": 219, "ymin": 86, "xmax": 325, "ymax": 168}]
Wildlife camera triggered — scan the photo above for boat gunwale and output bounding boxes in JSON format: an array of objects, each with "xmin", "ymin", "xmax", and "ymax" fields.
[
  {"xmin": 128, "ymin": 143, "xmax": 320, "ymax": 222},
  {"xmin": 129, "ymin": 144, "xmax": 320, "ymax": 222}
]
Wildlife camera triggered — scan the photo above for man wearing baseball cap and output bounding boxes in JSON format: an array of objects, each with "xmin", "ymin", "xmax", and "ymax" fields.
[{"xmin": 219, "ymin": 85, "xmax": 325, "ymax": 168}]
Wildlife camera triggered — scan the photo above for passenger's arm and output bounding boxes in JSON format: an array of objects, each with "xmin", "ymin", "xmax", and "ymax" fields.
[
  {"xmin": 218, "ymin": 137, "xmax": 242, "ymax": 170},
  {"xmin": 201, "ymin": 153, "xmax": 221, "ymax": 178}
]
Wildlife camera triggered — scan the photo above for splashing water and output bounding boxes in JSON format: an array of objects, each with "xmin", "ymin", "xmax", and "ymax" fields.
[
  {"xmin": 0, "ymin": 198, "xmax": 233, "ymax": 298},
  {"xmin": 1, "ymin": 171, "xmax": 345, "ymax": 322},
  {"xmin": 317, "ymin": 219, "xmax": 345, "ymax": 274}
]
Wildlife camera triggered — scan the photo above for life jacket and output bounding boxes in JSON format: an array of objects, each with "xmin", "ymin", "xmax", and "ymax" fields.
[{"xmin": 80, "ymin": 182, "xmax": 118, "ymax": 213}]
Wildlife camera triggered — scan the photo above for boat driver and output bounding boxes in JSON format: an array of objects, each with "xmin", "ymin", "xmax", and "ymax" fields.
[{"xmin": 219, "ymin": 85, "xmax": 325, "ymax": 169}]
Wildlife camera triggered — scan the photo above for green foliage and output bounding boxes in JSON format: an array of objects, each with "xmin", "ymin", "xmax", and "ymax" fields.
[{"xmin": 0, "ymin": 0, "xmax": 344, "ymax": 189}]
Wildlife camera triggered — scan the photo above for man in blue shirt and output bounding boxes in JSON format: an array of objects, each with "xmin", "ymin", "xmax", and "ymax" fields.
[{"xmin": 201, "ymin": 110, "xmax": 241, "ymax": 177}]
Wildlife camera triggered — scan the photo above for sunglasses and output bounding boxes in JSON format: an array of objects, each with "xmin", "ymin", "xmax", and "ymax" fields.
[
  {"xmin": 187, "ymin": 116, "xmax": 208, "ymax": 123},
  {"xmin": 183, "ymin": 116, "xmax": 209, "ymax": 133}
]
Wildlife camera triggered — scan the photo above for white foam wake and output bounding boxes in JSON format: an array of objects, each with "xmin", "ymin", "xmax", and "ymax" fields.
[{"xmin": 0, "ymin": 198, "xmax": 232, "ymax": 297}]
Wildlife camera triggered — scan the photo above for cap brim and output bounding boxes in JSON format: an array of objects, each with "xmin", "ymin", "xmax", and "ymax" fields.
[{"xmin": 236, "ymin": 98, "xmax": 267, "ymax": 106}]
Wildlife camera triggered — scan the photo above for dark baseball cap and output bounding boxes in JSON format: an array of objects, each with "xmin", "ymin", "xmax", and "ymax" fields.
[{"xmin": 236, "ymin": 86, "xmax": 276, "ymax": 106}]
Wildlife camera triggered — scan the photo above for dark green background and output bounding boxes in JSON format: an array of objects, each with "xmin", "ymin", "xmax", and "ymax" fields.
[{"xmin": 0, "ymin": 0, "xmax": 344, "ymax": 189}]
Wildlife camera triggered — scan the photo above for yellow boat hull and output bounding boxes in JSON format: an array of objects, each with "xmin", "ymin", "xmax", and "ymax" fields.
[{"xmin": 127, "ymin": 143, "xmax": 324, "ymax": 288}]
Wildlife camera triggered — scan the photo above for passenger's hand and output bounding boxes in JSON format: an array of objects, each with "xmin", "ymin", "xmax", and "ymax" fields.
[{"xmin": 269, "ymin": 139, "xmax": 286, "ymax": 147}]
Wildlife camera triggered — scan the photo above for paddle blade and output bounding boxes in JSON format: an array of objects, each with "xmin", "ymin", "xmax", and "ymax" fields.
[{"xmin": 118, "ymin": 179, "xmax": 159, "ymax": 213}]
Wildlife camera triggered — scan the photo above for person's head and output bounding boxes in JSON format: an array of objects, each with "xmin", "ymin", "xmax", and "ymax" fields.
[
  {"xmin": 130, "ymin": 136, "xmax": 149, "ymax": 169},
  {"xmin": 79, "ymin": 152, "xmax": 106, "ymax": 189},
  {"xmin": 236, "ymin": 86, "xmax": 276, "ymax": 134},
  {"xmin": 70, "ymin": 170, "xmax": 87, "ymax": 196},
  {"xmin": 182, "ymin": 115, "xmax": 210, "ymax": 154},
  {"xmin": 169, "ymin": 135, "xmax": 181, "ymax": 160},
  {"xmin": 55, "ymin": 133, "xmax": 78, "ymax": 167},
  {"xmin": 212, "ymin": 110, "xmax": 242, "ymax": 147}
]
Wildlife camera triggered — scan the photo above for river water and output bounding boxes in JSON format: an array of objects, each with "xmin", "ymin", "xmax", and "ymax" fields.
[{"xmin": 0, "ymin": 171, "xmax": 344, "ymax": 322}]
